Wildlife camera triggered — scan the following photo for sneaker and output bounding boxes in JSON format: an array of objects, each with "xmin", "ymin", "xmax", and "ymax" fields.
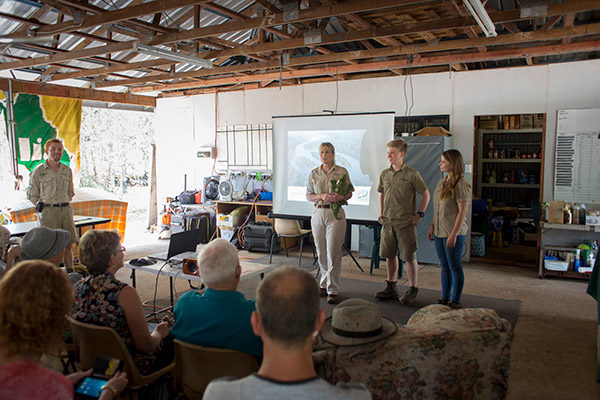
[
  {"xmin": 319, "ymin": 288, "xmax": 327, "ymax": 297},
  {"xmin": 375, "ymin": 280, "xmax": 399, "ymax": 300},
  {"xmin": 327, "ymin": 294, "xmax": 338, "ymax": 304},
  {"xmin": 438, "ymin": 298, "xmax": 449, "ymax": 306},
  {"xmin": 399, "ymin": 287, "xmax": 418, "ymax": 305},
  {"xmin": 448, "ymin": 301, "xmax": 462, "ymax": 309}
]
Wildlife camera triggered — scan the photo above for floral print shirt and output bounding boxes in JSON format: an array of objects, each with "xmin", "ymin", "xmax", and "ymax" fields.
[{"xmin": 72, "ymin": 271, "xmax": 158, "ymax": 374}]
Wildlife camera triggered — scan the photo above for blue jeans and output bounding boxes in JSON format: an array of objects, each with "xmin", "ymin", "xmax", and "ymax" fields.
[{"xmin": 434, "ymin": 235, "xmax": 465, "ymax": 303}]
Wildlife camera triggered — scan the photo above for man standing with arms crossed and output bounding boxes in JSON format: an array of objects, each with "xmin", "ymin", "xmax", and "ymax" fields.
[
  {"xmin": 26, "ymin": 139, "xmax": 77, "ymax": 272},
  {"xmin": 375, "ymin": 139, "xmax": 430, "ymax": 305}
]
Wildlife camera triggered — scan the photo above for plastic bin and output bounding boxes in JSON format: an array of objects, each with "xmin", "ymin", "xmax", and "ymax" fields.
[{"xmin": 544, "ymin": 260, "xmax": 569, "ymax": 271}]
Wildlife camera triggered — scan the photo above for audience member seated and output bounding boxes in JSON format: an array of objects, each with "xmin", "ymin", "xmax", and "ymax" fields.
[
  {"xmin": 0, "ymin": 226, "xmax": 9, "ymax": 277},
  {"xmin": 0, "ymin": 260, "xmax": 127, "ymax": 400},
  {"xmin": 203, "ymin": 267, "xmax": 371, "ymax": 400},
  {"xmin": 171, "ymin": 238, "xmax": 262, "ymax": 358},
  {"xmin": 72, "ymin": 229, "xmax": 173, "ymax": 375},
  {"xmin": 5, "ymin": 226, "xmax": 82, "ymax": 283}
]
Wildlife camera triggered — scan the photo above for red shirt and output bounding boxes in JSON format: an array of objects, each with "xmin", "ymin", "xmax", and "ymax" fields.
[{"xmin": 0, "ymin": 359, "xmax": 73, "ymax": 400}]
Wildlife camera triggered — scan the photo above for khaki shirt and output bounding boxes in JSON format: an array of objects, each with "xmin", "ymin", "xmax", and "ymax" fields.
[
  {"xmin": 432, "ymin": 177, "xmax": 471, "ymax": 237},
  {"xmin": 377, "ymin": 164, "xmax": 427, "ymax": 227},
  {"xmin": 306, "ymin": 164, "xmax": 354, "ymax": 207},
  {"xmin": 27, "ymin": 160, "xmax": 74, "ymax": 204}
]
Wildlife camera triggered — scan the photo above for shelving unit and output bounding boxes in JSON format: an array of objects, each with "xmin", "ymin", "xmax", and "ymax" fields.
[
  {"xmin": 476, "ymin": 127, "xmax": 544, "ymax": 207},
  {"xmin": 538, "ymin": 222, "xmax": 599, "ymax": 279}
]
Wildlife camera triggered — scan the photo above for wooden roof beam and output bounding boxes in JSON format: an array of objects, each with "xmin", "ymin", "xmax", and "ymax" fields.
[
  {"xmin": 15, "ymin": 0, "xmax": 208, "ymax": 39},
  {"xmin": 13, "ymin": 1, "xmax": 598, "ymax": 76},
  {"xmin": 135, "ymin": 40, "xmax": 600, "ymax": 93},
  {"xmin": 93, "ymin": 21, "xmax": 600, "ymax": 88},
  {"xmin": 148, "ymin": 0, "xmax": 430, "ymax": 45},
  {"xmin": 0, "ymin": 77, "xmax": 155, "ymax": 106},
  {"xmin": 0, "ymin": 41, "xmax": 136, "ymax": 71}
]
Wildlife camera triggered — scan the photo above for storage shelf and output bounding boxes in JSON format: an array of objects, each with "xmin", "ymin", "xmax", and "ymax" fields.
[
  {"xmin": 542, "ymin": 245, "xmax": 579, "ymax": 251},
  {"xmin": 481, "ymin": 183, "xmax": 540, "ymax": 188},
  {"xmin": 479, "ymin": 128, "xmax": 544, "ymax": 134},
  {"xmin": 541, "ymin": 269, "xmax": 590, "ymax": 280},
  {"xmin": 482, "ymin": 158, "xmax": 541, "ymax": 163},
  {"xmin": 541, "ymin": 222, "xmax": 600, "ymax": 232}
]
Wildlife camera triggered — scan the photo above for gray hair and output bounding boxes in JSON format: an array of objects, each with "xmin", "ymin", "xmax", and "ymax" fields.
[
  {"xmin": 255, "ymin": 267, "xmax": 319, "ymax": 347},
  {"xmin": 198, "ymin": 238, "xmax": 239, "ymax": 287}
]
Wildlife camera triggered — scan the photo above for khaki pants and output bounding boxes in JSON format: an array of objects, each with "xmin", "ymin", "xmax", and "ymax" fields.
[
  {"xmin": 311, "ymin": 208, "xmax": 346, "ymax": 295},
  {"xmin": 41, "ymin": 205, "xmax": 78, "ymax": 243}
]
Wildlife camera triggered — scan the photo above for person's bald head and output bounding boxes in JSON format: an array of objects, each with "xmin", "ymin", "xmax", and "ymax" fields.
[{"xmin": 255, "ymin": 267, "xmax": 320, "ymax": 346}]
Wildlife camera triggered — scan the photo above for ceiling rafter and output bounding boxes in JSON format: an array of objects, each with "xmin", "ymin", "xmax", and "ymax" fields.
[
  {"xmin": 91, "ymin": 22, "xmax": 600, "ymax": 89},
  {"xmin": 0, "ymin": 0, "xmax": 598, "ymax": 100},
  {"xmin": 142, "ymin": 40, "xmax": 600, "ymax": 94}
]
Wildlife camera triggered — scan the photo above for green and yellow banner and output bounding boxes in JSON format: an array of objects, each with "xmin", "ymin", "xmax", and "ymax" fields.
[{"xmin": 1, "ymin": 93, "xmax": 81, "ymax": 172}]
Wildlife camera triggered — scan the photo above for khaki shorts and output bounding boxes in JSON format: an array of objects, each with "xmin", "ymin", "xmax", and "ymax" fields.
[
  {"xmin": 41, "ymin": 205, "xmax": 78, "ymax": 243},
  {"xmin": 380, "ymin": 223, "xmax": 417, "ymax": 262}
]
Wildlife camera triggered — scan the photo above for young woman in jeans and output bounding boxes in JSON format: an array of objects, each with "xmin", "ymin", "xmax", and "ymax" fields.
[{"xmin": 428, "ymin": 150, "xmax": 471, "ymax": 309}]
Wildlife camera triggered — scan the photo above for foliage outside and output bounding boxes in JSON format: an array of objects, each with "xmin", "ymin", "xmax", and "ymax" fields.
[{"xmin": 79, "ymin": 107, "xmax": 154, "ymax": 194}]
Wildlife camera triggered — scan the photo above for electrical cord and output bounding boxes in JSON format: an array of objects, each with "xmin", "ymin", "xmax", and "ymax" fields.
[
  {"xmin": 237, "ymin": 177, "xmax": 268, "ymax": 248},
  {"xmin": 150, "ymin": 260, "xmax": 170, "ymax": 320}
]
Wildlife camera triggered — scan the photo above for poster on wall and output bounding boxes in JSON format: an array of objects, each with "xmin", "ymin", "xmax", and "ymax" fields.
[{"xmin": 554, "ymin": 109, "xmax": 600, "ymax": 204}]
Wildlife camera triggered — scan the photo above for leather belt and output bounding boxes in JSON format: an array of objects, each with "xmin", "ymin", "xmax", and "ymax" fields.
[
  {"xmin": 42, "ymin": 202, "xmax": 69, "ymax": 207},
  {"xmin": 316, "ymin": 204, "xmax": 331, "ymax": 209}
]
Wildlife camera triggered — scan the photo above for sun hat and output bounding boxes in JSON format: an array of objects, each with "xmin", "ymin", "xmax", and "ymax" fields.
[
  {"xmin": 20, "ymin": 226, "xmax": 71, "ymax": 260},
  {"xmin": 320, "ymin": 298, "xmax": 397, "ymax": 346}
]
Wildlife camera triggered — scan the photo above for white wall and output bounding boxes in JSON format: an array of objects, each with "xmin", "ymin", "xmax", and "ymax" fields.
[{"xmin": 155, "ymin": 59, "xmax": 600, "ymax": 203}]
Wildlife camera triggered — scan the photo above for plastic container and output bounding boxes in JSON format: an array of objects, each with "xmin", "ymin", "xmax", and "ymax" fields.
[
  {"xmin": 544, "ymin": 260, "xmax": 569, "ymax": 271},
  {"xmin": 259, "ymin": 192, "xmax": 273, "ymax": 200}
]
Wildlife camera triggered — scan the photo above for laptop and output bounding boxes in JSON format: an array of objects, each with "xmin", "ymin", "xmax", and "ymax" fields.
[{"xmin": 149, "ymin": 229, "xmax": 203, "ymax": 263}]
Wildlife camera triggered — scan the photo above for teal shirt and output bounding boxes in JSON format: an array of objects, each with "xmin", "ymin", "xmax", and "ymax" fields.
[{"xmin": 172, "ymin": 288, "xmax": 263, "ymax": 357}]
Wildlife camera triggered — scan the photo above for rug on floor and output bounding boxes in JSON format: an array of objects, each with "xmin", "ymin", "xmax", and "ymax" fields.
[{"xmin": 238, "ymin": 276, "xmax": 521, "ymax": 329}]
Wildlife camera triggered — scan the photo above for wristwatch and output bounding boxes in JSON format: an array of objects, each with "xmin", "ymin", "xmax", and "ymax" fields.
[{"xmin": 416, "ymin": 211, "xmax": 425, "ymax": 217}]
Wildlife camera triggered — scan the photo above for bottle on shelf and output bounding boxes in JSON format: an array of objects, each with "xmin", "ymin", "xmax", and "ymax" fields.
[
  {"xmin": 579, "ymin": 204, "xmax": 586, "ymax": 225},
  {"xmin": 540, "ymin": 202, "xmax": 547, "ymax": 222},
  {"xmin": 573, "ymin": 204, "xmax": 580, "ymax": 225},
  {"xmin": 563, "ymin": 202, "xmax": 572, "ymax": 224}
]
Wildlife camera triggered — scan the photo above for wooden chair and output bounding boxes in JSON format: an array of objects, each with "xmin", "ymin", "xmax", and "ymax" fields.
[
  {"xmin": 173, "ymin": 339, "xmax": 259, "ymax": 399},
  {"xmin": 269, "ymin": 218, "xmax": 315, "ymax": 267},
  {"xmin": 67, "ymin": 316, "xmax": 174, "ymax": 389}
]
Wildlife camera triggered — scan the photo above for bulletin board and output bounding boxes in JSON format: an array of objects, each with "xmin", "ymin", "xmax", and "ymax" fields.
[{"xmin": 554, "ymin": 109, "xmax": 600, "ymax": 204}]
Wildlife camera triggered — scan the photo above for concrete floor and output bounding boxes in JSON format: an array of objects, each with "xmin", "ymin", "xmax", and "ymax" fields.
[{"xmin": 117, "ymin": 242, "xmax": 600, "ymax": 400}]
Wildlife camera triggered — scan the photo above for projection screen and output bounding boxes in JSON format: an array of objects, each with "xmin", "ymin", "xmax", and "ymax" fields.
[{"xmin": 273, "ymin": 112, "xmax": 395, "ymax": 220}]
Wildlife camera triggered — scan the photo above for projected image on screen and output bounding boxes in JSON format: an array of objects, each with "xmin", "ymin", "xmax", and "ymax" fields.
[
  {"xmin": 273, "ymin": 113, "xmax": 394, "ymax": 220},
  {"xmin": 287, "ymin": 130, "xmax": 370, "ymax": 205}
]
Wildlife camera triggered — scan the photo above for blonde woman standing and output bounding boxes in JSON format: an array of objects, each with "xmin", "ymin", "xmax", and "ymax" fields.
[
  {"xmin": 428, "ymin": 149, "xmax": 471, "ymax": 309},
  {"xmin": 306, "ymin": 143, "xmax": 354, "ymax": 304}
]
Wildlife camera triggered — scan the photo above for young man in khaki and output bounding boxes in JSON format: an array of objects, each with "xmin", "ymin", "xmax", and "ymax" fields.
[
  {"xmin": 375, "ymin": 139, "xmax": 430, "ymax": 305},
  {"xmin": 26, "ymin": 139, "xmax": 77, "ymax": 271}
]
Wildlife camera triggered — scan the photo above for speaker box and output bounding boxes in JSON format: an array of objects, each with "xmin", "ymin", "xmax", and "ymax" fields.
[{"xmin": 182, "ymin": 258, "xmax": 199, "ymax": 275}]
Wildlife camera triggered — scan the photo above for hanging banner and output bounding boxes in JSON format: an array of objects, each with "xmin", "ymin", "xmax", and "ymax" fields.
[{"xmin": 1, "ymin": 93, "xmax": 81, "ymax": 172}]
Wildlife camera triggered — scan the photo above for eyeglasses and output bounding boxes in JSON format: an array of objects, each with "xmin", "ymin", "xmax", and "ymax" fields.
[{"xmin": 117, "ymin": 246, "xmax": 126, "ymax": 253}]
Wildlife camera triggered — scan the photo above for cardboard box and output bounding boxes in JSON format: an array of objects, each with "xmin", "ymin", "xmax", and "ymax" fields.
[
  {"xmin": 520, "ymin": 114, "xmax": 533, "ymax": 129},
  {"xmin": 479, "ymin": 119, "xmax": 498, "ymax": 129},
  {"xmin": 586, "ymin": 214, "xmax": 600, "ymax": 226}
]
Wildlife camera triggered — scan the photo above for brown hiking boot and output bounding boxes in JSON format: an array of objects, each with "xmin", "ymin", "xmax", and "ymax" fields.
[
  {"xmin": 400, "ymin": 287, "xmax": 418, "ymax": 305},
  {"xmin": 375, "ymin": 280, "xmax": 399, "ymax": 300}
]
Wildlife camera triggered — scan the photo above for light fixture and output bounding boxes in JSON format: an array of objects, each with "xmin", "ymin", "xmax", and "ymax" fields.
[
  {"xmin": 463, "ymin": 0, "xmax": 497, "ymax": 38},
  {"xmin": 134, "ymin": 43, "xmax": 213, "ymax": 68}
]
